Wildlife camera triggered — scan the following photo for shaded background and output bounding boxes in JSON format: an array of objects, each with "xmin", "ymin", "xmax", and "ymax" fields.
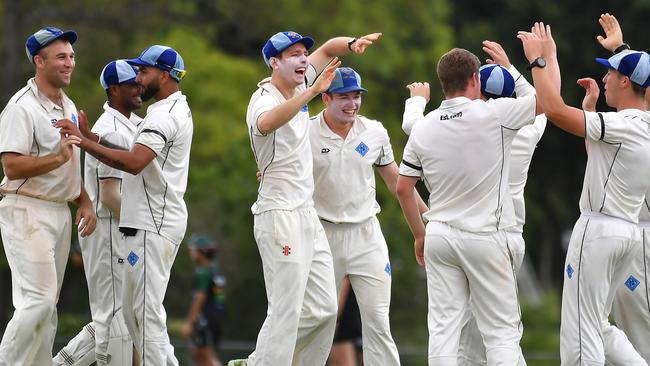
[{"xmin": 0, "ymin": 0, "xmax": 649, "ymax": 364}]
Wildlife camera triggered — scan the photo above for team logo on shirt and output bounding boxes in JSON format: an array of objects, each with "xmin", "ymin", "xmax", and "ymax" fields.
[
  {"xmin": 440, "ymin": 111, "xmax": 462, "ymax": 120},
  {"xmin": 300, "ymin": 104, "xmax": 308, "ymax": 112},
  {"xmin": 355, "ymin": 142, "xmax": 369, "ymax": 157},
  {"xmin": 566, "ymin": 264, "xmax": 574, "ymax": 279},
  {"xmin": 321, "ymin": 148, "xmax": 331, "ymax": 154},
  {"xmin": 71, "ymin": 113, "xmax": 78, "ymax": 126},
  {"xmin": 282, "ymin": 245, "xmax": 292, "ymax": 256},
  {"xmin": 625, "ymin": 275, "xmax": 640, "ymax": 291},
  {"xmin": 384, "ymin": 262, "xmax": 392, "ymax": 276},
  {"xmin": 127, "ymin": 251, "xmax": 139, "ymax": 266}
]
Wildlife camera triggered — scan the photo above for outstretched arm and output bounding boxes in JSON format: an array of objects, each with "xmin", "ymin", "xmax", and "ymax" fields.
[{"xmin": 309, "ymin": 33, "xmax": 382, "ymax": 74}]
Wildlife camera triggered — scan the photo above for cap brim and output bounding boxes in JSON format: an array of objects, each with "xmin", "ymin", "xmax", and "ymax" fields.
[
  {"xmin": 595, "ymin": 58, "xmax": 612, "ymax": 69},
  {"xmin": 126, "ymin": 58, "xmax": 153, "ymax": 67},
  {"xmin": 328, "ymin": 86, "xmax": 368, "ymax": 94}
]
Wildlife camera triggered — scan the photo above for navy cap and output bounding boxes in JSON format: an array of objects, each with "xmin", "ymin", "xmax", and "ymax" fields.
[
  {"xmin": 479, "ymin": 64, "xmax": 515, "ymax": 98},
  {"xmin": 100, "ymin": 60, "xmax": 138, "ymax": 90},
  {"xmin": 596, "ymin": 50, "xmax": 650, "ymax": 88},
  {"xmin": 127, "ymin": 45, "xmax": 186, "ymax": 82},
  {"xmin": 262, "ymin": 31, "xmax": 314, "ymax": 68},
  {"xmin": 25, "ymin": 27, "xmax": 77, "ymax": 63},
  {"xmin": 327, "ymin": 67, "xmax": 368, "ymax": 94}
]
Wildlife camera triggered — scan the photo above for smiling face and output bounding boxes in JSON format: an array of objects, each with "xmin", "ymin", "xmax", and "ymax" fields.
[
  {"xmin": 323, "ymin": 91, "xmax": 362, "ymax": 125},
  {"xmin": 110, "ymin": 82, "xmax": 143, "ymax": 112},
  {"xmin": 35, "ymin": 39, "xmax": 75, "ymax": 88},
  {"xmin": 271, "ymin": 42, "xmax": 309, "ymax": 86}
]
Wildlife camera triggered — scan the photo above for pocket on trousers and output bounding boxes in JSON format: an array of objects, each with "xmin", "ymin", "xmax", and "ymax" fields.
[{"xmin": 11, "ymin": 206, "xmax": 29, "ymax": 240}]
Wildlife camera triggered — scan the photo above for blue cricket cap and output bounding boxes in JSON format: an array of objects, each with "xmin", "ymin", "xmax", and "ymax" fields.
[
  {"xmin": 327, "ymin": 67, "xmax": 368, "ymax": 94},
  {"xmin": 596, "ymin": 50, "xmax": 650, "ymax": 88},
  {"xmin": 127, "ymin": 45, "xmax": 186, "ymax": 82},
  {"xmin": 100, "ymin": 60, "xmax": 138, "ymax": 90},
  {"xmin": 25, "ymin": 26, "xmax": 77, "ymax": 64},
  {"xmin": 479, "ymin": 64, "xmax": 515, "ymax": 98},
  {"xmin": 262, "ymin": 31, "xmax": 314, "ymax": 68}
]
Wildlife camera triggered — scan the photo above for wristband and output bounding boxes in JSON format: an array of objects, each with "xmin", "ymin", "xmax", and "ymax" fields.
[
  {"xmin": 347, "ymin": 38, "xmax": 357, "ymax": 51},
  {"xmin": 613, "ymin": 43, "xmax": 630, "ymax": 54}
]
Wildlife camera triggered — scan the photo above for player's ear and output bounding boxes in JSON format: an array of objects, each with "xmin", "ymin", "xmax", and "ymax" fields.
[
  {"xmin": 269, "ymin": 57, "xmax": 280, "ymax": 70},
  {"xmin": 321, "ymin": 92, "xmax": 330, "ymax": 105}
]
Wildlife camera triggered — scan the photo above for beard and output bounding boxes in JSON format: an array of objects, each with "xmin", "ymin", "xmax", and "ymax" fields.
[{"xmin": 140, "ymin": 82, "xmax": 159, "ymax": 102}]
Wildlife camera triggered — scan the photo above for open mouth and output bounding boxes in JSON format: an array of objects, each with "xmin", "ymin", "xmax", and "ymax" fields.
[
  {"xmin": 295, "ymin": 67, "xmax": 306, "ymax": 77},
  {"xmin": 342, "ymin": 109, "xmax": 356, "ymax": 116}
]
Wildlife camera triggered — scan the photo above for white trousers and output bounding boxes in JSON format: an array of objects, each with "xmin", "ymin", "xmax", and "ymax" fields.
[
  {"xmin": 121, "ymin": 230, "xmax": 179, "ymax": 366},
  {"xmin": 247, "ymin": 207, "xmax": 337, "ymax": 366},
  {"xmin": 458, "ymin": 231, "xmax": 527, "ymax": 366},
  {"xmin": 424, "ymin": 221, "xmax": 523, "ymax": 366},
  {"xmin": 53, "ymin": 217, "xmax": 132, "ymax": 365},
  {"xmin": 560, "ymin": 213, "xmax": 646, "ymax": 366},
  {"xmin": 609, "ymin": 224, "xmax": 650, "ymax": 364},
  {"xmin": 0, "ymin": 194, "xmax": 71, "ymax": 366},
  {"xmin": 323, "ymin": 216, "xmax": 400, "ymax": 366}
]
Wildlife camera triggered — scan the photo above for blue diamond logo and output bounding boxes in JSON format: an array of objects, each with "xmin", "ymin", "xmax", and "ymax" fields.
[
  {"xmin": 625, "ymin": 275, "xmax": 640, "ymax": 291},
  {"xmin": 355, "ymin": 142, "xmax": 369, "ymax": 157},
  {"xmin": 384, "ymin": 262, "xmax": 392, "ymax": 276},
  {"xmin": 127, "ymin": 251, "xmax": 139, "ymax": 266},
  {"xmin": 566, "ymin": 264, "xmax": 574, "ymax": 279},
  {"xmin": 300, "ymin": 104, "xmax": 308, "ymax": 112}
]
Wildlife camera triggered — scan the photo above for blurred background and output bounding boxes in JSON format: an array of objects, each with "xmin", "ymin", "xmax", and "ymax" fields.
[{"xmin": 0, "ymin": 0, "xmax": 648, "ymax": 364}]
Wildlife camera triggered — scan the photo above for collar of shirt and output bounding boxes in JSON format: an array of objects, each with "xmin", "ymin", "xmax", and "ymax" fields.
[
  {"xmin": 146, "ymin": 90, "xmax": 186, "ymax": 114},
  {"xmin": 27, "ymin": 77, "xmax": 71, "ymax": 113},
  {"xmin": 439, "ymin": 96, "xmax": 472, "ymax": 110},
  {"xmin": 317, "ymin": 110, "xmax": 367, "ymax": 142},
  {"xmin": 103, "ymin": 101, "xmax": 142, "ymax": 133}
]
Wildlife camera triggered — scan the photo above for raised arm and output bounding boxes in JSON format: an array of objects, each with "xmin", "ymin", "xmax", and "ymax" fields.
[
  {"xmin": 308, "ymin": 33, "xmax": 382, "ymax": 74},
  {"xmin": 402, "ymin": 82, "xmax": 429, "ymax": 135},
  {"xmin": 596, "ymin": 13, "xmax": 626, "ymax": 53}
]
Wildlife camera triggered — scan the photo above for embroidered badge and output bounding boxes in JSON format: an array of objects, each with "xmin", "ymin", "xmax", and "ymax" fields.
[
  {"xmin": 127, "ymin": 251, "xmax": 139, "ymax": 266},
  {"xmin": 385, "ymin": 262, "xmax": 392, "ymax": 276},
  {"xmin": 300, "ymin": 104, "xmax": 308, "ymax": 112},
  {"xmin": 355, "ymin": 142, "xmax": 369, "ymax": 157},
  {"xmin": 566, "ymin": 264, "xmax": 574, "ymax": 279},
  {"xmin": 321, "ymin": 148, "xmax": 331, "ymax": 154},
  {"xmin": 625, "ymin": 275, "xmax": 640, "ymax": 291},
  {"xmin": 71, "ymin": 113, "xmax": 78, "ymax": 125},
  {"xmin": 282, "ymin": 245, "xmax": 291, "ymax": 256}
]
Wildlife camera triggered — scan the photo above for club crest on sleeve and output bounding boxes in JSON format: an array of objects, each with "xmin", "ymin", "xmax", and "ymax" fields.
[
  {"xmin": 300, "ymin": 104, "xmax": 308, "ymax": 112},
  {"xmin": 385, "ymin": 262, "xmax": 392, "ymax": 276},
  {"xmin": 566, "ymin": 264, "xmax": 574, "ymax": 279},
  {"xmin": 71, "ymin": 113, "xmax": 78, "ymax": 125},
  {"xmin": 355, "ymin": 142, "xmax": 369, "ymax": 157},
  {"xmin": 625, "ymin": 275, "xmax": 640, "ymax": 291},
  {"xmin": 127, "ymin": 251, "xmax": 139, "ymax": 266}
]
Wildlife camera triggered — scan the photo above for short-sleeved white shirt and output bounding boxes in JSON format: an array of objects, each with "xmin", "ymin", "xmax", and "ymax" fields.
[
  {"xmin": 246, "ymin": 67, "xmax": 318, "ymax": 214},
  {"xmin": 310, "ymin": 111, "xmax": 394, "ymax": 223},
  {"xmin": 506, "ymin": 115, "xmax": 547, "ymax": 232},
  {"xmin": 85, "ymin": 102, "xmax": 142, "ymax": 218},
  {"xmin": 399, "ymin": 95, "xmax": 536, "ymax": 233},
  {"xmin": 580, "ymin": 109, "xmax": 650, "ymax": 223},
  {"xmin": 0, "ymin": 78, "xmax": 81, "ymax": 202},
  {"xmin": 640, "ymin": 192, "xmax": 650, "ymax": 223},
  {"xmin": 119, "ymin": 91, "xmax": 193, "ymax": 245}
]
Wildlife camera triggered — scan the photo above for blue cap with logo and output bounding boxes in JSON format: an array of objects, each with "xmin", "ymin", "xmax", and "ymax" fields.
[
  {"xmin": 262, "ymin": 31, "xmax": 315, "ymax": 68},
  {"xmin": 479, "ymin": 64, "xmax": 515, "ymax": 98},
  {"xmin": 595, "ymin": 50, "xmax": 650, "ymax": 88},
  {"xmin": 327, "ymin": 67, "xmax": 368, "ymax": 94},
  {"xmin": 25, "ymin": 26, "xmax": 77, "ymax": 63},
  {"xmin": 127, "ymin": 45, "xmax": 186, "ymax": 82},
  {"xmin": 100, "ymin": 60, "xmax": 138, "ymax": 90}
]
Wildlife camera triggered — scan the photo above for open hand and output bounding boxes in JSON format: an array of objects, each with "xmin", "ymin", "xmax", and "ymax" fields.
[
  {"xmin": 577, "ymin": 78, "xmax": 600, "ymax": 112},
  {"xmin": 596, "ymin": 13, "xmax": 624, "ymax": 52},
  {"xmin": 350, "ymin": 33, "xmax": 382, "ymax": 54},
  {"xmin": 517, "ymin": 31, "xmax": 543, "ymax": 63},
  {"xmin": 531, "ymin": 22, "xmax": 556, "ymax": 58},
  {"xmin": 311, "ymin": 57, "xmax": 341, "ymax": 94},
  {"xmin": 406, "ymin": 82, "xmax": 430, "ymax": 102},
  {"xmin": 482, "ymin": 40, "xmax": 511, "ymax": 68}
]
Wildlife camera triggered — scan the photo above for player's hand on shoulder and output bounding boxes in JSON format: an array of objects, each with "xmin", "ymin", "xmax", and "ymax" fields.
[
  {"xmin": 406, "ymin": 82, "xmax": 430, "ymax": 103},
  {"xmin": 596, "ymin": 13, "xmax": 624, "ymax": 52},
  {"xmin": 482, "ymin": 40, "xmax": 511, "ymax": 68},
  {"xmin": 350, "ymin": 33, "xmax": 382, "ymax": 54}
]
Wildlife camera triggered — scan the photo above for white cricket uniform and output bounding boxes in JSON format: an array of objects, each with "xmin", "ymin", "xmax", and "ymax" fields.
[
  {"xmin": 400, "ymin": 93, "xmax": 536, "ymax": 365},
  {"xmin": 245, "ymin": 68, "xmax": 337, "ymax": 366},
  {"xmin": 560, "ymin": 109, "xmax": 650, "ymax": 365},
  {"xmin": 609, "ymin": 188, "xmax": 650, "ymax": 364},
  {"xmin": 310, "ymin": 111, "xmax": 400, "ymax": 366},
  {"xmin": 0, "ymin": 78, "xmax": 81, "ymax": 366},
  {"xmin": 119, "ymin": 91, "xmax": 193, "ymax": 366},
  {"xmin": 53, "ymin": 102, "xmax": 141, "ymax": 366}
]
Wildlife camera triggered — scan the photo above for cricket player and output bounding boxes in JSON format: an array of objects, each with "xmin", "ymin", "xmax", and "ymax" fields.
[
  {"xmin": 229, "ymin": 31, "xmax": 380, "ymax": 366},
  {"xmin": 310, "ymin": 67, "xmax": 428, "ymax": 366},
  {"xmin": 518, "ymin": 21, "xmax": 650, "ymax": 365},
  {"xmin": 53, "ymin": 59, "xmax": 143, "ymax": 366},
  {"xmin": 402, "ymin": 40, "xmax": 552, "ymax": 365},
  {"xmin": 56, "ymin": 44, "xmax": 192, "ymax": 366},
  {"xmin": 0, "ymin": 26, "xmax": 97, "ymax": 365},
  {"xmin": 396, "ymin": 43, "xmax": 546, "ymax": 363},
  {"xmin": 578, "ymin": 13, "xmax": 650, "ymax": 363}
]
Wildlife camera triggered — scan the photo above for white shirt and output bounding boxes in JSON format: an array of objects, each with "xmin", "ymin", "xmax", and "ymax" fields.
[
  {"xmin": 581, "ymin": 109, "xmax": 650, "ymax": 223},
  {"xmin": 246, "ymin": 67, "xmax": 317, "ymax": 214},
  {"xmin": 120, "ymin": 91, "xmax": 193, "ymax": 245},
  {"xmin": 640, "ymin": 192, "xmax": 650, "ymax": 223},
  {"xmin": 399, "ymin": 95, "xmax": 536, "ymax": 233},
  {"xmin": 0, "ymin": 78, "xmax": 81, "ymax": 202},
  {"xmin": 85, "ymin": 102, "xmax": 142, "ymax": 218},
  {"xmin": 310, "ymin": 112, "xmax": 394, "ymax": 223}
]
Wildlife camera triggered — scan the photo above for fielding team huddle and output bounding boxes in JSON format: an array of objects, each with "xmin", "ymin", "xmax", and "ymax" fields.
[{"xmin": 0, "ymin": 12, "xmax": 649, "ymax": 366}]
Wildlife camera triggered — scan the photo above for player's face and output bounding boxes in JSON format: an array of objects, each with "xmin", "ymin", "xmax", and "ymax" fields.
[
  {"xmin": 136, "ymin": 66, "xmax": 161, "ymax": 102},
  {"xmin": 273, "ymin": 43, "xmax": 309, "ymax": 86},
  {"xmin": 602, "ymin": 69, "xmax": 621, "ymax": 107},
  {"xmin": 116, "ymin": 83, "xmax": 143, "ymax": 111},
  {"xmin": 325, "ymin": 91, "xmax": 362, "ymax": 124},
  {"xmin": 35, "ymin": 40, "xmax": 75, "ymax": 88}
]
